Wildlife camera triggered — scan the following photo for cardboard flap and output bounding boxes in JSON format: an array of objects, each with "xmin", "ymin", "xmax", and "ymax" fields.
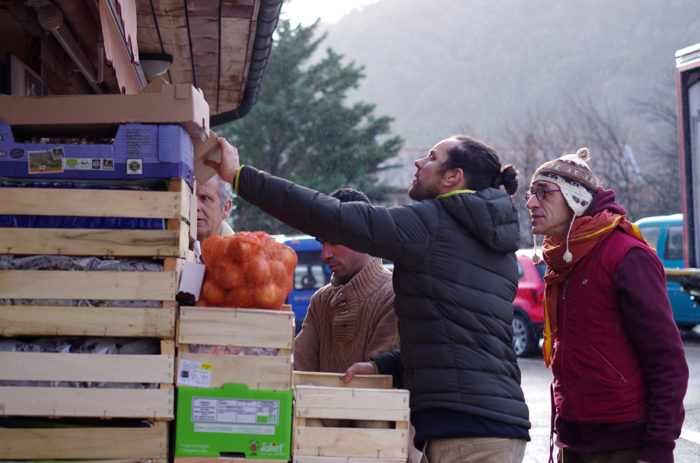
[{"xmin": 192, "ymin": 129, "xmax": 222, "ymax": 183}]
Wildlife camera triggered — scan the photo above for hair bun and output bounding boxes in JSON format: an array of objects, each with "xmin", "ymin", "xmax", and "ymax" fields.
[
  {"xmin": 493, "ymin": 172, "xmax": 503, "ymax": 187},
  {"xmin": 576, "ymin": 147, "xmax": 591, "ymax": 162}
]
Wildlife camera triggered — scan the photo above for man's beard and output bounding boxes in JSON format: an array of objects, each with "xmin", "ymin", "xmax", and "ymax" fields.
[{"xmin": 408, "ymin": 179, "xmax": 439, "ymax": 201}]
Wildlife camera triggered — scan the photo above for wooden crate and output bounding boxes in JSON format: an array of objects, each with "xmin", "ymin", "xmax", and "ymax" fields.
[
  {"xmin": 0, "ymin": 299, "xmax": 177, "ymax": 460},
  {"xmin": 293, "ymin": 385, "xmax": 410, "ymax": 463},
  {"xmin": 0, "ymin": 177, "xmax": 197, "ymax": 258},
  {"xmin": 0, "ymin": 177, "xmax": 195, "ymax": 461},
  {"xmin": 177, "ymin": 306, "xmax": 295, "ymax": 390},
  {"xmin": 0, "ymin": 177, "xmax": 196, "ymax": 312},
  {"xmin": 0, "ymin": 309, "xmax": 175, "ymax": 460}
]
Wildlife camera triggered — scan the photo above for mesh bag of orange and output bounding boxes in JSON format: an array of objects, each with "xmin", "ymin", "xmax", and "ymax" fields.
[{"xmin": 197, "ymin": 231, "xmax": 297, "ymax": 310}]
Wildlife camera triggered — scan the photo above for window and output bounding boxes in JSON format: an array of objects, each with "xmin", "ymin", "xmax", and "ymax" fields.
[
  {"xmin": 665, "ymin": 225, "xmax": 685, "ymax": 261},
  {"xmin": 293, "ymin": 251, "xmax": 330, "ymax": 290},
  {"xmin": 639, "ymin": 226, "xmax": 661, "ymax": 250}
]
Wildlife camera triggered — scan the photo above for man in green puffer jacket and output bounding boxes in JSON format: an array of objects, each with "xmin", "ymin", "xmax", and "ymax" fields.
[{"xmin": 206, "ymin": 134, "xmax": 531, "ymax": 463}]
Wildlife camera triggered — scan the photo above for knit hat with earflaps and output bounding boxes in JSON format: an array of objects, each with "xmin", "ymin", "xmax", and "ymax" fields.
[{"xmin": 530, "ymin": 148, "xmax": 599, "ymax": 262}]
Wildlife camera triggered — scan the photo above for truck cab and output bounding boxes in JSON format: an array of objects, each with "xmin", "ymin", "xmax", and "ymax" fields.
[
  {"xmin": 636, "ymin": 213, "xmax": 700, "ymax": 329},
  {"xmin": 663, "ymin": 43, "xmax": 700, "ymax": 296}
]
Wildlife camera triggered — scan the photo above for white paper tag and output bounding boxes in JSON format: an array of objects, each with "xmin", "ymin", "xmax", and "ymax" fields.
[
  {"xmin": 177, "ymin": 359, "xmax": 212, "ymax": 388},
  {"xmin": 179, "ymin": 261, "xmax": 206, "ymax": 300}
]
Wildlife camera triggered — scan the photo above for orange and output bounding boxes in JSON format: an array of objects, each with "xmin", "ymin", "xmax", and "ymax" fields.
[{"xmin": 201, "ymin": 279, "xmax": 227, "ymax": 307}]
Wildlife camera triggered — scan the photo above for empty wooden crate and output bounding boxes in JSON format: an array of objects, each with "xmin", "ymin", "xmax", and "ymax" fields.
[{"xmin": 293, "ymin": 385, "xmax": 410, "ymax": 463}]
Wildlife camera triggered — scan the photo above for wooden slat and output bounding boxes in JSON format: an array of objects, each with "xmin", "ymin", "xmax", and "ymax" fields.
[
  {"xmin": 178, "ymin": 352, "xmax": 291, "ymax": 390},
  {"xmin": 0, "ymin": 305, "xmax": 175, "ymax": 338},
  {"xmin": 0, "ymin": 421, "xmax": 169, "ymax": 459},
  {"xmin": 293, "ymin": 427, "xmax": 408, "ymax": 459},
  {"xmin": 293, "ymin": 457, "xmax": 407, "ymax": 463},
  {"xmin": 0, "ymin": 188, "xmax": 183, "ymax": 218},
  {"xmin": 178, "ymin": 306, "xmax": 294, "ymax": 349},
  {"xmin": 0, "ymin": 269, "xmax": 177, "ymax": 300},
  {"xmin": 293, "ymin": 371, "xmax": 393, "ymax": 389},
  {"xmin": 0, "ymin": 228, "xmax": 185, "ymax": 257},
  {"xmin": 294, "ymin": 386, "xmax": 409, "ymax": 422},
  {"xmin": 0, "ymin": 352, "xmax": 174, "ymax": 383},
  {"xmin": 0, "ymin": 386, "xmax": 173, "ymax": 418}
]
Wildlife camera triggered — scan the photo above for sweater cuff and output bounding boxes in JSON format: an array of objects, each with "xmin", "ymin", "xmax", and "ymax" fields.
[
  {"xmin": 369, "ymin": 360, "xmax": 379, "ymax": 374},
  {"xmin": 640, "ymin": 440, "xmax": 675, "ymax": 463},
  {"xmin": 233, "ymin": 165, "xmax": 245, "ymax": 194}
]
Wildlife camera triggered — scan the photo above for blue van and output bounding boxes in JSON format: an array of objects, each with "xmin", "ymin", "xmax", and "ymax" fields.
[
  {"xmin": 636, "ymin": 213, "xmax": 700, "ymax": 329},
  {"xmin": 278, "ymin": 235, "xmax": 331, "ymax": 334}
]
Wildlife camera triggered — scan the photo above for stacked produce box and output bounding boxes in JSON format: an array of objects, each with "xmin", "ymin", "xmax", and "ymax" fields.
[
  {"xmin": 0, "ymin": 86, "xmax": 201, "ymax": 461},
  {"xmin": 175, "ymin": 305, "xmax": 295, "ymax": 462},
  {"xmin": 174, "ymin": 232, "xmax": 297, "ymax": 462},
  {"xmin": 0, "ymin": 81, "xmax": 412, "ymax": 462}
]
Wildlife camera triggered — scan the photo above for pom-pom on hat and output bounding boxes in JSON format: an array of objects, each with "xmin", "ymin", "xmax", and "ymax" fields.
[{"xmin": 531, "ymin": 147, "xmax": 599, "ymax": 217}]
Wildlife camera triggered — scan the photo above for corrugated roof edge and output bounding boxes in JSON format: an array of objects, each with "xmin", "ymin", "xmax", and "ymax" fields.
[{"xmin": 211, "ymin": 0, "xmax": 284, "ymax": 126}]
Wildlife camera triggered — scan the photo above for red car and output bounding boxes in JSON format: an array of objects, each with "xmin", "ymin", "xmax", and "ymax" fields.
[{"xmin": 512, "ymin": 250, "xmax": 546, "ymax": 357}]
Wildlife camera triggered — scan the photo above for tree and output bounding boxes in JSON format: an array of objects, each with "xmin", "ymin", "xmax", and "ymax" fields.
[
  {"xmin": 500, "ymin": 92, "xmax": 681, "ymax": 247},
  {"xmin": 217, "ymin": 20, "xmax": 403, "ymax": 234}
]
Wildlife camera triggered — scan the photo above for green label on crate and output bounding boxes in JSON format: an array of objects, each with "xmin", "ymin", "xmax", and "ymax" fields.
[
  {"xmin": 191, "ymin": 396, "xmax": 279, "ymax": 430},
  {"xmin": 175, "ymin": 383, "xmax": 292, "ymax": 460}
]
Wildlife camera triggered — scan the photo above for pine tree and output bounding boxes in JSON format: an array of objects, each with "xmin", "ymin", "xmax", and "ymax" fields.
[{"xmin": 217, "ymin": 19, "xmax": 403, "ymax": 234}]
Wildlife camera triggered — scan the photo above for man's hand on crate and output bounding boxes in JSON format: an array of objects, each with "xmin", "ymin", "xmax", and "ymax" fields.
[
  {"xmin": 204, "ymin": 137, "xmax": 240, "ymax": 184},
  {"xmin": 343, "ymin": 361, "xmax": 377, "ymax": 383}
]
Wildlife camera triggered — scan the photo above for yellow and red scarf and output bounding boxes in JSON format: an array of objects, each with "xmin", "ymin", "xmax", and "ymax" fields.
[{"xmin": 540, "ymin": 210, "xmax": 647, "ymax": 367}]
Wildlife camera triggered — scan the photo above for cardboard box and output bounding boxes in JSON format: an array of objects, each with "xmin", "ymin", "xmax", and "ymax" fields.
[
  {"xmin": 175, "ymin": 384, "xmax": 292, "ymax": 460},
  {"xmin": 0, "ymin": 77, "xmax": 209, "ymax": 141}
]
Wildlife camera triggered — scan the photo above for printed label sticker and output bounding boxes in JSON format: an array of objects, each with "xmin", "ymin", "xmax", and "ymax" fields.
[{"xmin": 177, "ymin": 359, "xmax": 212, "ymax": 388}]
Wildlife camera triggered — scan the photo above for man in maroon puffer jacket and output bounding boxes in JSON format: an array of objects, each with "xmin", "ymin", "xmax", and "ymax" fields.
[{"xmin": 526, "ymin": 148, "xmax": 689, "ymax": 463}]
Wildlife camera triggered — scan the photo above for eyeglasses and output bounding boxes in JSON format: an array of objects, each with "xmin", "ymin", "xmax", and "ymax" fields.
[{"xmin": 526, "ymin": 187, "xmax": 562, "ymax": 201}]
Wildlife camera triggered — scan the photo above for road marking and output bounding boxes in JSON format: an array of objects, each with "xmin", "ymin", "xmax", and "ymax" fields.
[{"xmin": 681, "ymin": 427, "xmax": 700, "ymax": 444}]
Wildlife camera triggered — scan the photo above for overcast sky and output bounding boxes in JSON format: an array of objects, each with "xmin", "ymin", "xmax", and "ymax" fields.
[{"xmin": 280, "ymin": 0, "xmax": 379, "ymax": 26}]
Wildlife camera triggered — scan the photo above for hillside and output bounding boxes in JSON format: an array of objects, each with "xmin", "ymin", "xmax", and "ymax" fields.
[{"xmin": 317, "ymin": 0, "xmax": 700, "ymax": 150}]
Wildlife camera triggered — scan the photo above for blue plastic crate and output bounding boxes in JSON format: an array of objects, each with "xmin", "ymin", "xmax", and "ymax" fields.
[{"xmin": 0, "ymin": 120, "xmax": 194, "ymax": 188}]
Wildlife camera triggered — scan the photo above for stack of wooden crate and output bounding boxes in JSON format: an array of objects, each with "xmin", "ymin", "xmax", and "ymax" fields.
[
  {"xmin": 0, "ymin": 177, "xmax": 196, "ymax": 461},
  {"xmin": 174, "ymin": 305, "xmax": 295, "ymax": 462}
]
